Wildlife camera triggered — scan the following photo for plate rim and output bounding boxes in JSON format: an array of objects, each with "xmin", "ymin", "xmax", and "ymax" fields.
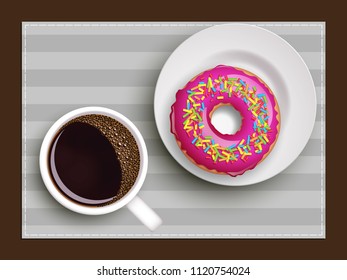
[{"xmin": 154, "ymin": 23, "xmax": 317, "ymax": 186}]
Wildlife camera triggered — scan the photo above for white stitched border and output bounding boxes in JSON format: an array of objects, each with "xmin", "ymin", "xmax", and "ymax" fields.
[
  {"xmin": 320, "ymin": 24, "xmax": 325, "ymax": 237},
  {"xmin": 24, "ymin": 24, "xmax": 28, "ymax": 237}
]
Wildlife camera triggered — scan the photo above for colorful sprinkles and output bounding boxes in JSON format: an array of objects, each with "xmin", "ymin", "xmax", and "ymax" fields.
[{"xmin": 182, "ymin": 74, "xmax": 272, "ymax": 164}]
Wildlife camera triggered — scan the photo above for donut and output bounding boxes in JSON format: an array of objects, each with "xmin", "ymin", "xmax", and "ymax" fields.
[{"xmin": 170, "ymin": 65, "xmax": 280, "ymax": 177}]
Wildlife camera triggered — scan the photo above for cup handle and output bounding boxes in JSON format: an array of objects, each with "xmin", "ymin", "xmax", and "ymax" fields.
[{"xmin": 126, "ymin": 196, "xmax": 162, "ymax": 231}]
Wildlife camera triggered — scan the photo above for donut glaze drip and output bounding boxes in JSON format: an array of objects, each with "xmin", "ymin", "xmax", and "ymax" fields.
[{"xmin": 170, "ymin": 65, "xmax": 280, "ymax": 177}]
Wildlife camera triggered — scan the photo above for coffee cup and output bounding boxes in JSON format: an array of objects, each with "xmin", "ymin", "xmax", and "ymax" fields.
[{"xmin": 39, "ymin": 107, "xmax": 162, "ymax": 231}]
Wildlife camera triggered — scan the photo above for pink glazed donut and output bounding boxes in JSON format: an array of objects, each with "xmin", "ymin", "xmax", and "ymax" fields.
[{"xmin": 170, "ymin": 65, "xmax": 280, "ymax": 177}]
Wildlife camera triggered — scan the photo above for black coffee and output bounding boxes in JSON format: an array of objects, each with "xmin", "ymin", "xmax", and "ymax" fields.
[{"xmin": 48, "ymin": 114, "xmax": 140, "ymax": 207}]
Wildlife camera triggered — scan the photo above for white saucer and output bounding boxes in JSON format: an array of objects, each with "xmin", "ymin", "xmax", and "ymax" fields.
[{"xmin": 154, "ymin": 24, "xmax": 316, "ymax": 186}]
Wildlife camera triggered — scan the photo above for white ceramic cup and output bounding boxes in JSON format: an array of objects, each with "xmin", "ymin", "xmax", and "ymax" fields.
[{"xmin": 39, "ymin": 107, "xmax": 162, "ymax": 231}]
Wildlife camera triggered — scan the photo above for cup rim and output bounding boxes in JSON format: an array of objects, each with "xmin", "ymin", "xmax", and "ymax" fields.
[{"xmin": 39, "ymin": 106, "xmax": 148, "ymax": 215}]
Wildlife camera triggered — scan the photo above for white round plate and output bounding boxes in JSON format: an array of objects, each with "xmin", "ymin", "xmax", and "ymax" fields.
[{"xmin": 154, "ymin": 24, "xmax": 316, "ymax": 186}]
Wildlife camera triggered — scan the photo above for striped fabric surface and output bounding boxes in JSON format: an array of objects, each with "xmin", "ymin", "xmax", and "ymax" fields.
[{"xmin": 22, "ymin": 22, "xmax": 325, "ymax": 238}]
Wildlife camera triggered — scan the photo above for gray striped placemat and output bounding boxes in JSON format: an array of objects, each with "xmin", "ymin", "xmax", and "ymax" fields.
[{"xmin": 22, "ymin": 22, "xmax": 326, "ymax": 239}]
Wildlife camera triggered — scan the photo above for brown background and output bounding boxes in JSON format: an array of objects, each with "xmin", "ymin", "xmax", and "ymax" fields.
[{"xmin": 1, "ymin": 0, "xmax": 342, "ymax": 259}]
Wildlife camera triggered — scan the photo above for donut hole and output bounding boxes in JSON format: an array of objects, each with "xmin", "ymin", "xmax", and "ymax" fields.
[{"xmin": 211, "ymin": 105, "xmax": 242, "ymax": 135}]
